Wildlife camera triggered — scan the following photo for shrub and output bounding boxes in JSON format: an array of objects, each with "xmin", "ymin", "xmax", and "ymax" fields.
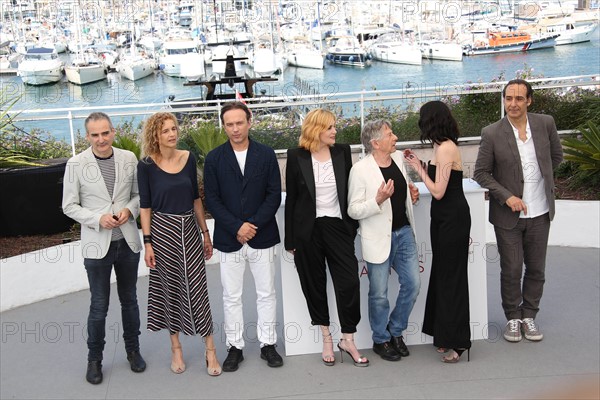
[
  {"xmin": 178, "ymin": 118, "xmax": 228, "ymax": 170},
  {"xmin": 562, "ymin": 120, "xmax": 600, "ymax": 177}
]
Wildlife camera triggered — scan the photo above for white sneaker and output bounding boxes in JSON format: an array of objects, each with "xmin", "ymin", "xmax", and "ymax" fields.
[
  {"xmin": 503, "ymin": 319, "xmax": 522, "ymax": 342},
  {"xmin": 521, "ymin": 318, "xmax": 544, "ymax": 341}
]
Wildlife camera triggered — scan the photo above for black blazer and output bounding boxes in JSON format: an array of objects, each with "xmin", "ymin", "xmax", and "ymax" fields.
[
  {"xmin": 284, "ymin": 143, "xmax": 358, "ymax": 250},
  {"xmin": 204, "ymin": 138, "xmax": 281, "ymax": 252}
]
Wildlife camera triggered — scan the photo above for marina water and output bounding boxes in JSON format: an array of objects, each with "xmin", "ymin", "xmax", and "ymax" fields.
[{"xmin": 1, "ymin": 32, "xmax": 599, "ymax": 142}]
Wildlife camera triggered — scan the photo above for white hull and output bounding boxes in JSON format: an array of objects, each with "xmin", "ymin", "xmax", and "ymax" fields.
[
  {"xmin": 370, "ymin": 43, "xmax": 422, "ymax": 65},
  {"xmin": 17, "ymin": 68, "xmax": 63, "ymax": 85},
  {"xmin": 117, "ymin": 57, "xmax": 155, "ymax": 81},
  {"xmin": 160, "ymin": 53, "xmax": 205, "ymax": 79},
  {"xmin": 555, "ymin": 23, "xmax": 598, "ymax": 45},
  {"xmin": 65, "ymin": 64, "xmax": 106, "ymax": 85},
  {"xmin": 421, "ymin": 42, "xmax": 463, "ymax": 61},
  {"xmin": 252, "ymin": 48, "xmax": 278, "ymax": 77},
  {"xmin": 17, "ymin": 48, "xmax": 63, "ymax": 85},
  {"xmin": 326, "ymin": 36, "xmax": 371, "ymax": 67},
  {"xmin": 286, "ymin": 50, "xmax": 324, "ymax": 69},
  {"xmin": 465, "ymin": 35, "xmax": 558, "ymax": 55}
]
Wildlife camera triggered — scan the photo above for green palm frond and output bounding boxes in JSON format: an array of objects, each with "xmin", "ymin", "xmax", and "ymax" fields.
[
  {"xmin": 562, "ymin": 120, "xmax": 600, "ymax": 176},
  {"xmin": 0, "ymin": 149, "xmax": 45, "ymax": 168},
  {"xmin": 113, "ymin": 134, "xmax": 141, "ymax": 160},
  {"xmin": 188, "ymin": 122, "xmax": 228, "ymax": 165}
]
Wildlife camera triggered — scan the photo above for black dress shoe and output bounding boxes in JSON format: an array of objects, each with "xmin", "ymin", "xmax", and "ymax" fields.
[
  {"xmin": 390, "ymin": 335, "xmax": 410, "ymax": 357},
  {"xmin": 260, "ymin": 344, "xmax": 283, "ymax": 368},
  {"xmin": 222, "ymin": 346, "xmax": 244, "ymax": 372},
  {"xmin": 127, "ymin": 351, "xmax": 147, "ymax": 372},
  {"xmin": 86, "ymin": 361, "xmax": 103, "ymax": 384},
  {"xmin": 373, "ymin": 342, "xmax": 401, "ymax": 361}
]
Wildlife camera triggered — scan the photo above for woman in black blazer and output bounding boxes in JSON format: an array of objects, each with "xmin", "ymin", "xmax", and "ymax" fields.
[{"xmin": 285, "ymin": 108, "xmax": 368, "ymax": 368}]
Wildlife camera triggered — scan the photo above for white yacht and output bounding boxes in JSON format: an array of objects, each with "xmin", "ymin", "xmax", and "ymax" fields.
[
  {"xmin": 65, "ymin": 50, "xmax": 107, "ymax": 85},
  {"xmin": 544, "ymin": 20, "xmax": 598, "ymax": 45},
  {"xmin": 368, "ymin": 33, "xmax": 422, "ymax": 65},
  {"xmin": 159, "ymin": 39, "xmax": 205, "ymax": 79},
  {"xmin": 420, "ymin": 40, "xmax": 463, "ymax": 62},
  {"xmin": 17, "ymin": 48, "xmax": 64, "ymax": 85},
  {"xmin": 285, "ymin": 37, "xmax": 324, "ymax": 70}
]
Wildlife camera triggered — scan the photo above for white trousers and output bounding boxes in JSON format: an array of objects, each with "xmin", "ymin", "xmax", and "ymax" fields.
[{"xmin": 220, "ymin": 244, "xmax": 277, "ymax": 349}]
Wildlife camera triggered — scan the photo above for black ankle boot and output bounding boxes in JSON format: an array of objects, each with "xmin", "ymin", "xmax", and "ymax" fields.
[
  {"xmin": 127, "ymin": 351, "xmax": 147, "ymax": 372},
  {"xmin": 86, "ymin": 361, "xmax": 103, "ymax": 384}
]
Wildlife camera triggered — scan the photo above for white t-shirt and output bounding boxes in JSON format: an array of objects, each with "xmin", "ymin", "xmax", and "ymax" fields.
[
  {"xmin": 312, "ymin": 156, "xmax": 342, "ymax": 219},
  {"xmin": 234, "ymin": 149, "xmax": 248, "ymax": 175}
]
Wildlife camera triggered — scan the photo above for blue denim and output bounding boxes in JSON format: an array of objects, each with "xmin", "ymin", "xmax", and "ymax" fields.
[
  {"xmin": 366, "ymin": 225, "xmax": 421, "ymax": 344},
  {"xmin": 84, "ymin": 239, "xmax": 141, "ymax": 361}
]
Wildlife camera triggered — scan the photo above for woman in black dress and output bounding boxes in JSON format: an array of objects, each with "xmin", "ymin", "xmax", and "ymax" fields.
[
  {"xmin": 404, "ymin": 101, "xmax": 472, "ymax": 363},
  {"xmin": 138, "ymin": 112, "xmax": 221, "ymax": 376}
]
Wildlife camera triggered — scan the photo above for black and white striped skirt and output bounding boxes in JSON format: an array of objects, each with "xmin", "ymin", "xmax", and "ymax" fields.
[{"xmin": 147, "ymin": 210, "xmax": 213, "ymax": 336}]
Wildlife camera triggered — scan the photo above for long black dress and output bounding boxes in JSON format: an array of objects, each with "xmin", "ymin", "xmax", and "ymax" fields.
[{"xmin": 422, "ymin": 163, "xmax": 472, "ymax": 350}]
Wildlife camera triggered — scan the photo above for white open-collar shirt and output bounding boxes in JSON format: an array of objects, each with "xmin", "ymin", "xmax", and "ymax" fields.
[{"xmin": 509, "ymin": 118, "xmax": 550, "ymax": 219}]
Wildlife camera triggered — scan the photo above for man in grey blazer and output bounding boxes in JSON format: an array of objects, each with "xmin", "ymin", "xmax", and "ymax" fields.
[
  {"xmin": 62, "ymin": 112, "xmax": 145, "ymax": 384},
  {"xmin": 474, "ymin": 79, "xmax": 563, "ymax": 343}
]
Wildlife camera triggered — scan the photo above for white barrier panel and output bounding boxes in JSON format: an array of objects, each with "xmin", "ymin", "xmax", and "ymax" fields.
[{"xmin": 278, "ymin": 179, "xmax": 489, "ymax": 356}]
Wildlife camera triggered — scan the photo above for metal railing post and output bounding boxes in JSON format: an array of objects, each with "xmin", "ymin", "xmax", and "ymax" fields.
[
  {"xmin": 68, "ymin": 111, "xmax": 76, "ymax": 157},
  {"xmin": 360, "ymin": 90, "xmax": 365, "ymax": 158}
]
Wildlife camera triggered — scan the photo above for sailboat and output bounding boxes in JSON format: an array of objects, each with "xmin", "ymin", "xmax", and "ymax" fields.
[
  {"xmin": 117, "ymin": 24, "xmax": 156, "ymax": 81},
  {"xmin": 65, "ymin": 48, "xmax": 107, "ymax": 85},
  {"xmin": 285, "ymin": 36, "xmax": 324, "ymax": 70},
  {"xmin": 65, "ymin": 5, "xmax": 107, "ymax": 85},
  {"xmin": 117, "ymin": 47, "xmax": 156, "ymax": 81}
]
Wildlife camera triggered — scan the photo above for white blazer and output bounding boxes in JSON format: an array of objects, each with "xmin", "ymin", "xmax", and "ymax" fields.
[
  {"xmin": 347, "ymin": 151, "xmax": 417, "ymax": 264},
  {"xmin": 62, "ymin": 147, "xmax": 142, "ymax": 259}
]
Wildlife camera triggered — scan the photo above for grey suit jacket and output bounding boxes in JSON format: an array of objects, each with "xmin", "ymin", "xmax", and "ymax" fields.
[
  {"xmin": 62, "ymin": 147, "xmax": 142, "ymax": 259},
  {"xmin": 474, "ymin": 113, "xmax": 563, "ymax": 229}
]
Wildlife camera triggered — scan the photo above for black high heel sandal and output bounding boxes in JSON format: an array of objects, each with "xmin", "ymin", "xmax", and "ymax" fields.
[
  {"xmin": 337, "ymin": 338, "xmax": 369, "ymax": 367},
  {"xmin": 442, "ymin": 348, "xmax": 470, "ymax": 363}
]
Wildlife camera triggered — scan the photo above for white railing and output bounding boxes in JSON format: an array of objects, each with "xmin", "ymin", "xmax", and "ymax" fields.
[{"xmin": 4, "ymin": 74, "xmax": 598, "ymax": 156}]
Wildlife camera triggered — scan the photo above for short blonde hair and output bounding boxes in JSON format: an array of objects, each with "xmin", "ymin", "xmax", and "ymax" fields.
[
  {"xmin": 141, "ymin": 112, "xmax": 178, "ymax": 158},
  {"xmin": 299, "ymin": 108, "xmax": 336, "ymax": 153}
]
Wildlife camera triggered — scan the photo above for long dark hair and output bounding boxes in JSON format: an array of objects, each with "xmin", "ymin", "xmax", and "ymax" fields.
[{"xmin": 418, "ymin": 101, "xmax": 460, "ymax": 145}]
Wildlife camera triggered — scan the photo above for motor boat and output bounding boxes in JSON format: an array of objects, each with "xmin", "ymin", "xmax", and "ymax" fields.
[
  {"xmin": 543, "ymin": 20, "xmax": 598, "ymax": 45},
  {"xmin": 17, "ymin": 47, "xmax": 64, "ymax": 85},
  {"xmin": 464, "ymin": 31, "xmax": 559, "ymax": 56},
  {"xmin": 325, "ymin": 35, "xmax": 371, "ymax": 67},
  {"xmin": 159, "ymin": 38, "xmax": 205, "ymax": 79}
]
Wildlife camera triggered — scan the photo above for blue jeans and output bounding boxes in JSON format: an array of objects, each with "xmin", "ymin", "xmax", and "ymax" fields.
[
  {"xmin": 84, "ymin": 239, "xmax": 141, "ymax": 361},
  {"xmin": 366, "ymin": 225, "xmax": 421, "ymax": 344}
]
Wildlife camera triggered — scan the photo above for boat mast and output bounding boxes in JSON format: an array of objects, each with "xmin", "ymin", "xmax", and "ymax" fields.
[{"xmin": 213, "ymin": 0, "xmax": 219, "ymax": 42}]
